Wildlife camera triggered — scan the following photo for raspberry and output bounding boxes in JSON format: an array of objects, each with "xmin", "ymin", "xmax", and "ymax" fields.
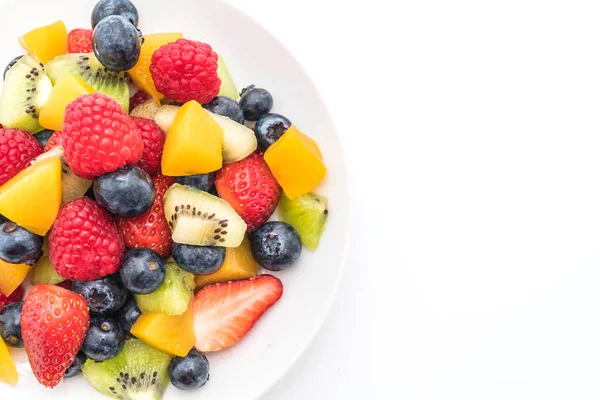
[
  {"xmin": 49, "ymin": 198, "xmax": 125, "ymax": 281},
  {"xmin": 129, "ymin": 90, "xmax": 151, "ymax": 113},
  {"xmin": 0, "ymin": 284, "xmax": 24, "ymax": 309},
  {"xmin": 0, "ymin": 128, "xmax": 43, "ymax": 186},
  {"xmin": 132, "ymin": 117, "xmax": 165, "ymax": 176},
  {"xmin": 62, "ymin": 93, "xmax": 144, "ymax": 179},
  {"xmin": 68, "ymin": 29, "xmax": 93, "ymax": 53},
  {"xmin": 150, "ymin": 39, "xmax": 221, "ymax": 104}
]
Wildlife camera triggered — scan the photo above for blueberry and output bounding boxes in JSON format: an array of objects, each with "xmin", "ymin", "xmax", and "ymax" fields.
[
  {"xmin": 115, "ymin": 297, "xmax": 141, "ymax": 331},
  {"xmin": 168, "ymin": 348, "xmax": 210, "ymax": 390},
  {"xmin": 91, "ymin": 0, "xmax": 139, "ymax": 28},
  {"xmin": 93, "ymin": 15, "xmax": 141, "ymax": 71},
  {"xmin": 239, "ymin": 85, "xmax": 273, "ymax": 121},
  {"xmin": 64, "ymin": 352, "xmax": 87, "ymax": 378},
  {"xmin": 249, "ymin": 221, "xmax": 302, "ymax": 271},
  {"xmin": 0, "ymin": 221, "xmax": 43, "ymax": 265},
  {"xmin": 254, "ymin": 113, "xmax": 292, "ymax": 151},
  {"xmin": 33, "ymin": 129, "xmax": 53, "ymax": 148},
  {"xmin": 203, "ymin": 96, "xmax": 245, "ymax": 124},
  {"xmin": 72, "ymin": 275, "xmax": 128, "ymax": 314},
  {"xmin": 94, "ymin": 165, "xmax": 156, "ymax": 217},
  {"xmin": 120, "ymin": 249, "xmax": 166, "ymax": 294},
  {"xmin": 82, "ymin": 316, "xmax": 125, "ymax": 361},
  {"xmin": 174, "ymin": 173, "xmax": 215, "ymax": 192},
  {"xmin": 172, "ymin": 243, "xmax": 225, "ymax": 275},
  {"xmin": 3, "ymin": 55, "xmax": 23, "ymax": 80},
  {"xmin": 0, "ymin": 301, "xmax": 23, "ymax": 348},
  {"xmin": 84, "ymin": 185, "xmax": 96, "ymax": 201}
]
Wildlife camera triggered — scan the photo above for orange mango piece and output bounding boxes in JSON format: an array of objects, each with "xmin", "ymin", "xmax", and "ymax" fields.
[
  {"xmin": 264, "ymin": 125, "xmax": 327, "ymax": 199},
  {"xmin": 0, "ymin": 339, "xmax": 18, "ymax": 385},
  {"xmin": 20, "ymin": 21, "xmax": 68, "ymax": 64},
  {"xmin": 128, "ymin": 33, "xmax": 183, "ymax": 100},
  {"xmin": 0, "ymin": 260, "xmax": 30, "ymax": 297},
  {"xmin": 39, "ymin": 73, "xmax": 95, "ymax": 131},
  {"xmin": 130, "ymin": 305, "xmax": 196, "ymax": 357},
  {"xmin": 195, "ymin": 237, "xmax": 258, "ymax": 287}
]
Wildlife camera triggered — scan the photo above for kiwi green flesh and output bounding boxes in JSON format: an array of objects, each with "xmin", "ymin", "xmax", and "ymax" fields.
[
  {"xmin": 45, "ymin": 53, "xmax": 129, "ymax": 110},
  {"xmin": 164, "ymin": 183, "xmax": 247, "ymax": 247},
  {"xmin": 279, "ymin": 192, "xmax": 328, "ymax": 251},
  {"xmin": 0, "ymin": 54, "xmax": 52, "ymax": 133},
  {"xmin": 217, "ymin": 54, "xmax": 238, "ymax": 100},
  {"xmin": 30, "ymin": 256, "xmax": 64, "ymax": 285},
  {"xmin": 134, "ymin": 262, "xmax": 194, "ymax": 316},
  {"xmin": 83, "ymin": 339, "xmax": 171, "ymax": 400}
]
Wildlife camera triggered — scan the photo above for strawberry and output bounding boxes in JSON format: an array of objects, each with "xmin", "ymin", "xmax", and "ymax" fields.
[
  {"xmin": 132, "ymin": 117, "xmax": 165, "ymax": 176},
  {"xmin": 21, "ymin": 285, "xmax": 90, "ymax": 387},
  {"xmin": 67, "ymin": 29, "xmax": 93, "ymax": 53},
  {"xmin": 215, "ymin": 152, "xmax": 282, "ymax": 231},
  {"xmin": 43, "ymin": 130, "xmax": 63, "ymax": 152},
  {"xmin": 0, "ymin": 284, "xmax": 24, "ymax": 310},
  {"xmin": 116, "ymin": 171, "xmax": 174, "ymax": 258},
  {"xmin": 193, "ymin": 275, "xmax": 283, "ymax": 352}
]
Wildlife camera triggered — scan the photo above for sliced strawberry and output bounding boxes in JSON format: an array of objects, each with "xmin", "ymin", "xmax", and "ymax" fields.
[
  {"xmin": 44, "ymin": 130, "xmax": 63, "ymax": 152},
  {"xmin": 193, "ymin": 274, "xmax": 283, "ymax": 352}
]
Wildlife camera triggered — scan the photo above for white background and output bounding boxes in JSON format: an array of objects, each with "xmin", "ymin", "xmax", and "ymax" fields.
[{"xmin": 225, "ymin": 0, "xmax": 600, "ymax": 399}]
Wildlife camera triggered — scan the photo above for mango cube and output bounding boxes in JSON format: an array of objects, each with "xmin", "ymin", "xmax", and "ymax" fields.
[
  {"xmin": 0, "ymin": 338, "xmax": 18, "ymax": 385},
  {"xmin": 39, "ymin": 73, "xmax": 95, "ymax": 131},
  {"xmin": 0, "ymin": 260, "xmax": 30, "ymax": 297},
  {"xmin": 195, "ymin": 237, "xmax": 259, "ymax": 287},
  {"xmin": 20, "ymin": 21, "xmax": 68, "ymax": 64}
]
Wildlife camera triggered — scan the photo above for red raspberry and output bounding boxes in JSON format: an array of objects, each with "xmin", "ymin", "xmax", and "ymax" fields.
[
  {"xmin": 49, "ymin": 198, "xmax": 125, "ymax": 281},
  {"xmin": 43, "ymin": 130, "xmax": 63, "ymax": 152},
  {"xmin": 62, "ymin": 93, "xmax": 144, "ymax": 179},
  {"xmin": 0, "ymin": 284, "xmax": 24, "ymax": 310},
  {"xmin": 68, "ymin": 29, "xmax": 93, "ymax": 53},
  {"xmin": 150, "ymin": 39, "xmax": 221, "ymax": 104},
  {"xmin": 0, "ymin": 128, "xmax": 42, "ymax": 186},
  {"xmin": 129, "ymin": 90, "xmax": 151, "ymax": 113},
  {"xmin": 132, "ymin": 117, "xmax": 165, "ymax": 176}
]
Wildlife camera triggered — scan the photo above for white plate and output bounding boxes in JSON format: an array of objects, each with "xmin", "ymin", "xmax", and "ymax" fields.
[{"xmin": 0, "ymin": 0, "xmax": 350, "ymax": 398}]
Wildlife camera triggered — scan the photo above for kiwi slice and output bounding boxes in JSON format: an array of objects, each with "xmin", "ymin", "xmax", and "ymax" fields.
[
  {"xmin": 31, "ymin": 255, "xmax": 64, "ymax": 285},
  {"xmin": 164, "ymin": 183, "xmax": 247, "ymax": 247},
  {"xmin": 217, "ymin": 54, "xmax": 238, "ymax": 100},
  {"xmin": 0, "ymin": 54, "xmax": 52, "ymax": 133},
  {"xmin": 45, "ymin": 53, "xmax": 129, "ymax": 110},
  {"xmin": 83, "ymin": 338, "xmax": 171, "ymax": 400},
  {"xmin": 279, "ymin": 192, "xmax": 328, "ymax": 251},
  {"xmin": 134, "ymin": 261, "xmax": 194, "ymax": 316}
]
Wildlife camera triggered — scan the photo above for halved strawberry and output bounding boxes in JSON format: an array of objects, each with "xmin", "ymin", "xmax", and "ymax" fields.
[
  {"xmin": 44, "ymin": 130, "xmax": 63, "ymax": 152},
  {"xmin": 193, "ymin": 274, "xmax": 283, "ymax": 352}
]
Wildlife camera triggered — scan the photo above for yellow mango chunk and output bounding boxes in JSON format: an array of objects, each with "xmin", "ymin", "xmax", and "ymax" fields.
[
  {"xmin": 128, "ymin": 33, "xmax": 183, "ymax": 99},
  {"xmin": 0, "ymin": 156, "xmax": 62, "ymax": 235},
  {"xmin": 20, "ymin": 21, "xmax": 68, "ymax": 64},
  {"xmin": 161, "ymin": 101, "xmax": 223, "ymax": 176},
  {"xmin": 130, "ymin": 305, "xmax": 196, "ymax": 357},
  {"xmin": 0, "ymin": 339, "xmax": 18, "ymax": 385},
  {"xmin": 0, "ymin": 260, "xmax": 30, "ymax": 297},
  {"xmin": 39, "ymin": 73, "xmax": 95, "ymax": 131},
  {"xmin": 195, "ymin": 237, "xmax": 258, "ymax": 287},
  {"xmin": 264, "ymin": 125, "xmax": 327, "ymax": 199}
]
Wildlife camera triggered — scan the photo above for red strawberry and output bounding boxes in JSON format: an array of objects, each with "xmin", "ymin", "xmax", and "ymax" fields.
[
  {"xmin": 193, "ymin": 275, "xmax": 283, "ymax": 352},
  {"xmin": 131, "ymin": 117, "xmax": 165, "ymax": 176},
  {"xmin": 50, "ymin": 198, "xmax": 125, "ymax": 281},
  {"xmin": 21, "ymin": 285, "xmax": 90, "ymax": 387},
  {"xmin": 67, "ymin": 29, "xmax": 93, "ymax": 53},
  {"xmin": 0, "ymin": 128, "xmax": 43, "ymax": 186},
  {"xmin": 62, "ymin": 93, "xmax": 144, "ymax": 179},
  {"xmin": 43, "ymin": 130, "xmax": 63, "ymax": 152},
  {"xmin": 129, "ymin": 90, "xmax": 151, "ymax": 113},
  {"xmin": 215, "ymin": 152, "xmax": 282, "ymax": 231},
  {"xmin": 0, "ymin": 284, "xmax": 24, "ymax": 310},
  {"xmin": 116, "ymin": 171, "xmax": 174, "ymax": 258}
]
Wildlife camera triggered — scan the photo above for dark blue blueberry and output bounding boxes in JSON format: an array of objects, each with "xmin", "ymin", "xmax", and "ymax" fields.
[
  {"xmin": 91, "ymin": 0, "xmax": 139, "ymax": 28},
  {"xmin": 203, "ymin": 96, "xmax": 244, "ymax": 124},
  {"xmin": 174, "ymin": 173, "xmax": 215, "ymax": 192},
  {"xmin": 254, "ymin": 113, "xmax": 292, "ymax": 151},
  {"xmin": 3, "ymin": 55, "xmax": 23, "ymax": 81},
  {"xmin": 249, "ymin": 221, "xmax": 302, "ymax": 271},
  {"xmin": 0, "ymin": 301, "xmax": 23, "ymax": 348},
  {"xmin": 82, "ymin": 316, "xmax": 125, "ymax": 361},
  {"xmin": 33, "ymin": 129, "xmax": 54, "ymax": 148},
  {"xmin": 64, "ymin": 352, "xmax": 88, "ymax": 378},
  {"xmin": 72, "ymin": 275, "xmax": 128, "ymax": 314},
  {"xmin": 120, "ymin": 249, "xmax": 166, "ymax": 294},
  {"xmin": 168, "ymin": 348, "xmax": 210, "ymax": 390},
  {"xmin": 208, "ymin": 185, "xmax": 219, "ymax": 197},
  {"xmin": 0, "ymin": 221, "xmax": 43, "ymax": 265},
  {"xmin": 239, "ymin": 85, "xmax": 273, "ymax": 121},
  {"xmin": 115, "ymin": 297, "xmax": 141, "ymax": 331},
  {"xmin": 93, "ymin": 15, "xmax": 141, "ymax": 71},
  {"xmin": 85, "ymin": 185, "xmax": 96, "ymax": 200},
  {"xmin": 94, "ymin": 165, "xmax": 156, "ymax": 217},
  {"xmin": 172, "ymin": 243, "xmax": 225, "ymax": 275}
]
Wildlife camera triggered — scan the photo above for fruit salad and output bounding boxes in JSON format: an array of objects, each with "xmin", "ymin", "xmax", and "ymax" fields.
[{"xmin": 0, "ymin": 0, "xmax": 329, "ymax": 397}]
